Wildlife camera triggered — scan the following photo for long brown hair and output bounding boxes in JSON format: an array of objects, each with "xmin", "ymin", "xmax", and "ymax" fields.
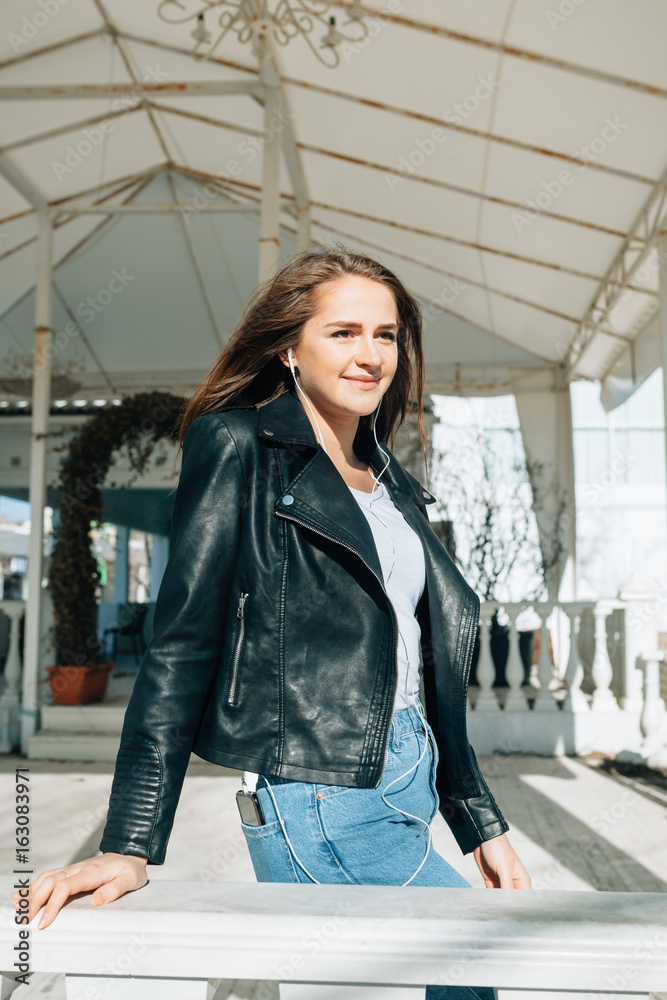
[{"xmin": 177, "ymin": 242, "xmax": 429, "ymax": 479}]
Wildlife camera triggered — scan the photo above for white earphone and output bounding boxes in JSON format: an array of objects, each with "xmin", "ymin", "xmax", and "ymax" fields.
[{"xmin": 287, "ymin": 345, "xmax": 391, "ymax": 491}]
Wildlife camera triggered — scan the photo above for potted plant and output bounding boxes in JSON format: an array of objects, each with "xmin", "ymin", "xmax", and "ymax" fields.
[{"xmin": 46, "ymin": 391, "xmax": 185, "ymax": 705}]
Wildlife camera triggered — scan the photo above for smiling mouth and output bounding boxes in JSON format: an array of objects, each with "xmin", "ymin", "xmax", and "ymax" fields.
[{"xmin": 343, "ymin": 376, "xmax": 380, "ymax": 384}]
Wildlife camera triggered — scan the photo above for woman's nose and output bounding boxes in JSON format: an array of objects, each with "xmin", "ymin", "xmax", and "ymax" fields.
[{"xmin": 356, "ymin": 336, "xmax": 382, "ymax": 365}]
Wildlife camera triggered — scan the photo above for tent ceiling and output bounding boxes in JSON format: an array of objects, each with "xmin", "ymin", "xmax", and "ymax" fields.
[{"xmin": 1, "ymin": 0, "xmax": 666, "ymax": 406}]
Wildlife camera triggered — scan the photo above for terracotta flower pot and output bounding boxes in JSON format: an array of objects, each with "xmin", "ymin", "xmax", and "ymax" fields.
[{"xmin": 45, "ymin": 661, "xmax": 114, "ymax": 705}]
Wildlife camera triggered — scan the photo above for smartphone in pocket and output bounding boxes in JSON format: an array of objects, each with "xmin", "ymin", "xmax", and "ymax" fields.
[{"xmin": 236, "ymin": 789, "xmax": 266, "ymax": 826}]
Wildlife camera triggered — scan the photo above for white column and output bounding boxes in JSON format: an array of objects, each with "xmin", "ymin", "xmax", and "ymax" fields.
[
  {"xmin": 514, "ymin": 389, "xmax": 578, "ymax": 603},
  {"xmin": 555, "ymin": 387, "xmax": 577, "ymax": 603},
  {"xmin": 659, "ymin": 231, "xmax": 667, "ymax": 549},
  {"xmin": 20, "ymin": 206, "xmax": 52, "ymax": 754},
  {"xmin": 258, "ymin": 71, "xmax": 282, "ymax": 282}
]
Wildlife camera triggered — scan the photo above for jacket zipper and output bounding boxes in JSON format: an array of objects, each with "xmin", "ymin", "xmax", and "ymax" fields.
[
  {"xmin": 227, "ymin": 591, "xmax": 249, "ymax": 706},
  {"xmin": 454, "ymin": 595, "xmax": 483, "ymax": 795},
  {"xmin": 275, "ymin": 510, "xmax": 398, "ymax": 785}
]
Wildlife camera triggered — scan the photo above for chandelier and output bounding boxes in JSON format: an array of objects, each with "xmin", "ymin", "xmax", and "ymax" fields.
[{"xmin": 157, "ymin": 0, "xmax": 373, "ymax": 68}]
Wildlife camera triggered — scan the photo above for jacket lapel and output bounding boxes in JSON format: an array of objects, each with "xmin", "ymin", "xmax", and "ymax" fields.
[{"xmin": 259, "ymin": 388, "xmax": 437, "ymax": 586}]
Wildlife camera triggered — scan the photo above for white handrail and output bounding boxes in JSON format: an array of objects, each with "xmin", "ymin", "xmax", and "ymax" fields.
[{"xmin": 2, "ymin": 878, "xmax": 667, "ymax": 998}]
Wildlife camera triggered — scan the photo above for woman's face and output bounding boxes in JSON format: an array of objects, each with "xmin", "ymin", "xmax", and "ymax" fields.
[{"xmin": 282, "ymin": 274, "xmax": 399, "ymax": 421}]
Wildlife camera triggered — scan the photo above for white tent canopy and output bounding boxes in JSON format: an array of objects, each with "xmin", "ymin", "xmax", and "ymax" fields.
[{"xmin": 1, "ymin": 0, "xmax": 666, "ymax": 405}]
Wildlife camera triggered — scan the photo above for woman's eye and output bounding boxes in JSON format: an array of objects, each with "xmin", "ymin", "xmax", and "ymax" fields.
[{"xmin": 331, "ymin": 330, "xmax": 396, "ymax": 341}]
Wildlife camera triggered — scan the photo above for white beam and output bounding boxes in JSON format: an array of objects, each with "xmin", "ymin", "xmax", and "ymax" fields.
[
  {"xmin": 257, "ymin": 34, "xmax": 283, "ymax": 283},
  {"xmin": 0, "ymin": 81, "xmax": 262, "ymax": 99},
  {"xmin": 166, "ymin": 172, "xmax": 225, "ymax": 349},
  {"xmin": 565, "ymin": 172, "xmax": 667, "ymax": 378},
  {"xmin": 21, "ymin": 206, "xmax": 52, "ymax": 753},
  {"xmin": 0, "ymin": 152, "xmax": 45, "ymax": 208},
  {"xmin": 51, "ymin": 203, "xmax": 260, "ymax": 216},
  {"xmin": 253, "ymin": 35, "xmax": 309, "ymax": 258}
]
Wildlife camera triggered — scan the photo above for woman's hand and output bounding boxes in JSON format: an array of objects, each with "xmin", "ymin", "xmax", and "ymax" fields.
[
  {"xmin": 8, "ymin": 853, "xmax": 149, "ymax": 929},
  {"xmin": 472, "ymin": 833, "xmax": 531, "ymax": 889}
]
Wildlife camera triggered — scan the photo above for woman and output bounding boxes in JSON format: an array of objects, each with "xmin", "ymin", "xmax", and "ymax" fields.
[{"xmin": 11, "ymin": 245, "xmax": 530, "ymax": 998}]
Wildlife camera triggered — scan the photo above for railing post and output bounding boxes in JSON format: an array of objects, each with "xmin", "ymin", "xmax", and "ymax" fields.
[
  {"xmin": 591, "ymin": 601, "xmax": 620, "ymax": 712},
  {"xmin": 502, "ymin": 603, "xmax": 529, "ymax": 712},
  {"xmin": 561, "ymin": 602, "xmax": 590, "ymax": 713},
  {"xmin": 533, "ymin": 603, "xmax": 558, "ymax": 712}
]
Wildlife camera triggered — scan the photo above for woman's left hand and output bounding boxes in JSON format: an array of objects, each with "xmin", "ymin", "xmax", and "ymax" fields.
[{"xmin": 472, "ymin": 833, "xmax": 531, "ymax": 888}]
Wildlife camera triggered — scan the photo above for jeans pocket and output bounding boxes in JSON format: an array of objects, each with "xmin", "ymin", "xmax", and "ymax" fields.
[
  {"xmin": 241, "ymin": 818, "xmax": 299, "ymax": 883},
  {"xmin": 425, "ymin": 729, "xmax": 440, "ymax": 824}
]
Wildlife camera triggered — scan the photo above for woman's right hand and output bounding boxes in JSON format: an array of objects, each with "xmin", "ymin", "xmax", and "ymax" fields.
[{"xmin": 8, "ymin": 853, "xmax": 149, "ymax": 929}]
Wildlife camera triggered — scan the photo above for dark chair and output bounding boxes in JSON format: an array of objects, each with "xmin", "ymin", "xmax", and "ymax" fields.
[{"xmin": 103, "ymin": 603, "xmax": 148, "ymax": 665}]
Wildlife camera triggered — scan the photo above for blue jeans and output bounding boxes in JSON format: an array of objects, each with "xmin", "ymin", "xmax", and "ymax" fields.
[{"xmin": 241, "ymin": 701, "xmax": 496, "ymax": 1000}]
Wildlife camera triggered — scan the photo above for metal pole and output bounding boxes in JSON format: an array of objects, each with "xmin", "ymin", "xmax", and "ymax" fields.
[
  {"xmin": 659, "ymin": 231, "xmax": 667, "ymax": 553},
  {"xmin": 21, "ymin": 205, "xmax": 53, "ymax": 753},
  {"xmin": 258, "ymin": 79, "xmax": 282, "ymax": 282}
]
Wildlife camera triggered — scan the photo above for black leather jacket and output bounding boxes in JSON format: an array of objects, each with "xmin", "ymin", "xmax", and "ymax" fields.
[{"xmin": 99, "ymin": 387, "xmax": 509, "ymax": 864}]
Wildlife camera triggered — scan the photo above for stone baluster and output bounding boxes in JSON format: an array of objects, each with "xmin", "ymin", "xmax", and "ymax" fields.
[
  {"xmin": 561, "ymin": 602, "xmax": 590, "ymax": 713},
  {"xmin": 502, "ymin": 603, "xmax": 529, "ymax": 712},
  {"xmin": 532, "ymin": 603, "xmax": 558, "ymax": 712},
  {"xmin": 0, "ymin": 601, "xmax": 26, "ymax": 754},
  {"xmin": 638, "ymin": 653, "xmax": 667, "ymax": 768},
  {"xmin": 475, "ymin": 602, "xmax": 499, "ymax": 712},
  {"xmin": 591, "ymin": 601, "xmax": 620, "ymax": 712}
]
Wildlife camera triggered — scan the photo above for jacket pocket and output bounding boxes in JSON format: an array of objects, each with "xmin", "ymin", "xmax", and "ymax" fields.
[{"xmin": 225, "ymin": 590, "xmax": 249, "ymax": 707}]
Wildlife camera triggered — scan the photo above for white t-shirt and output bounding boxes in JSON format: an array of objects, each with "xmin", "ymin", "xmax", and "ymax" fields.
[{"xmin": 347, "ymin": 480, "xmax": 426, "ymax": 711}]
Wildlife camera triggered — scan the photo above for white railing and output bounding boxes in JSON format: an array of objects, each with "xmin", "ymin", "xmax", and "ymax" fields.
[
  {"xmin": 2, "ymin": 878, "xmax": 667, "ymax": 1000},
  {"xmin": 467, "ymin": 600, "xmax": 667, "ymax": 756},
  {"xmin": 0, "ymin": 600, "xmax": 25, "ymax": 754}
]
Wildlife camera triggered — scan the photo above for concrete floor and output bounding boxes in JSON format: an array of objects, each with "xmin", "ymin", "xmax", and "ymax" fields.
[{"xmin": 1, "ymin": 751, "xmax": 666, "ymax": 998}]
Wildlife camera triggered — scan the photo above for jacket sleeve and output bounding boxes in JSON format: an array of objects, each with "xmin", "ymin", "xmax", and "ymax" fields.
[
  {"xmin": 437, "ymin": 743, "xmax": 510, "ymax": 855},
  {"xmin": 416, "ymin": 549, "xmax": 510, "ymax": 856},
  {"xmin": 98, "ymin": 412, "xmax": 245, "ymax": 864}
]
